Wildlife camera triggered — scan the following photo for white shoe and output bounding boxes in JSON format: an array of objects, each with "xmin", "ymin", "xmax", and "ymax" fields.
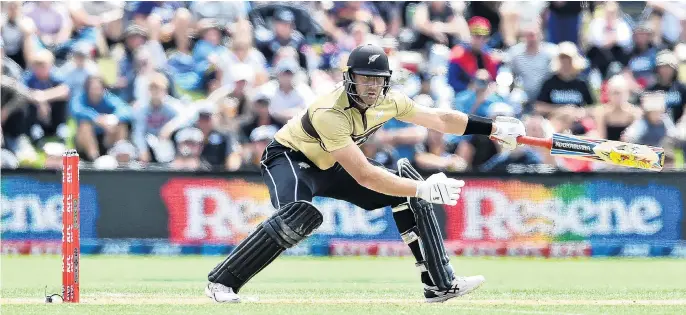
[
  {"xmin": 423, "ymin": 275, "xmax": 486, "ymax": 303},
  {"xmin": 205, "ymin": 282, "xmax": 241, "ymax": 303}
]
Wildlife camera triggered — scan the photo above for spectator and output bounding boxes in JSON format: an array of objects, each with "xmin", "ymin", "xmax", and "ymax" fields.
[
  {"xmin": 57, "ymin": 42, "xmax": 99, "ymax": 98},
  {"xmin": 189, "ymin": 1, "xmax": 249, "ymax": 32},
  {"xmin": 592, "ymin": 75, "xmax": 642, "ymax": 141},
  {"xmin": 246, "ymin": 124, "xmax": 279, "ymax": 169},
  {"xmin": 23, "ymin": 49, "xmax": 71, "ymax": 144},
  {"xmin": 452, "ymin": 102, "xmax": 511, "ymax": 171},
  {"xmin": 545, "ymin": 1, "xmax": 586, "ymax": 45},
  {"xmin": 240, "ymin": 93, "xmax": 283, "ymax": 143},
  {"xmin": 623, "ymin": 92, "xmax": 677, "ymax": 147},
  {"xmin": 325, "ymin": 2, "xmax": 387, "ymax": 37},
  {"xmin": 646, "ymin": 1, "xmax": 686, "ymax": 48},
  {"xmin": 186, "ymin": 19, "xmax": 228, "ymax": 92},
  {"xmin": 413, "ymin": 95, "xmax": 467, "ymax": 172},
  {"xmin": 535, "ymin": 42, "xmax": 594, "ymax": 118},
  {"xmin": 453, "ymin": 69, "xmax": 512, "ymax": 117},
  {"xmin": 311, "ymin": 50, "xmax": 349, "ymax": 96},
  {"xmin": 93, "ymin": 140, "xmax": 140, "ymax": 170},
  {"xmin": 505, "ymin": 19, "xmax": 557, "ymax": 111},
  {"xmin": 261, "ymin": 58, "xmax": 315, "ymax": 124},
  {"xmin": 499, "ymin": 1, "xmax": 547, "ymax": 49},
  {"xmin": 645, "ymin": 50, "xmax": 686, "ymax": 123},
  {"xmin": 255, "ymin": 9, "xmax": 308, "ymax": 69},
  {"xmin": 169, "ymin": 126, "xmax": 211, "ymax": 171},
  {"xmin": 23, "ymin": 2, "xmax": 73, "ymax": 52},
  {"xmin": 1, "ymin": 1, "xmax": 35, "ymax": 68},
  {"xmin": 125, "ymin": 1, "xmax": 189, "ymax": 52},
  {"xmin": 585, "ymin": 2, "xmax": 632, "ymax": 81},
  {"xmin": 464, "ymin": 1, "xmax": 502, "ymax": 48},
  {"xmin": 132, "ymin": 72, "xmax": 187, "ymax": 163},
  {"xmin": 625, "ymin": 22, "xmax": 661, "ymax": 93},
  {"xmin": 115, "ymin": 24, "xmax": 167, "ymax": 102},
  {"xmin": 447, "ymin": 16, "xmax": 501, "ymax": 94},
  {"xmin": 196, "ymin": 104, "xmax": 242, "ymax": 171},
  {"xmin": 409, "ymin": 2, "xmax": 467, "ymax": 51},
  {"xmin": 71, "ymin": 75, "xmax": 131, "ymax": 161},
  {"xmin": 219, "ymin": 34, "xmax": 268, "ymax": 89},
  {"xmin": 375, "ymin": 116, "xmax": 428, "ymax": 165}
]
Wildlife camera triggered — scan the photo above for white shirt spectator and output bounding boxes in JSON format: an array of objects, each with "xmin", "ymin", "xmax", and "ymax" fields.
[
  {"xmin": 588, "ymin": 15, "xmax": 633, "ymax": 50},
  {"xmin": 261, "ymin": 79, "xmax": 315, "ymax": 121}
]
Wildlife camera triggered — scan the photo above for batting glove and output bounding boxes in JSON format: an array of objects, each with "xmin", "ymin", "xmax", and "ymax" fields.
[
  {"xmin": 415, "ymin": 172, "xmax": 465, "ymax": 206},
  {"xmin": 490, "ymin": 116, "xmax": 526, "ymax": 150}
]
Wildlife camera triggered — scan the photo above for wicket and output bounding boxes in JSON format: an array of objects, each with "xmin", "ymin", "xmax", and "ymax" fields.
[{"xmin": 62, "ymin": 150, "xmax": 80, "ymax": 303}]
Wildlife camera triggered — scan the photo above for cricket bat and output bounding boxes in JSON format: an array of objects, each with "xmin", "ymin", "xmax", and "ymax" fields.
[{"xmin": 516, "ymin": 133, "xmax": 666, "ymax": 171}]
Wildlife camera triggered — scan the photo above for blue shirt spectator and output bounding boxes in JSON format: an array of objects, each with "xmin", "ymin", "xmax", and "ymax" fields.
[{"xmin": 70, "ymin": 85, "xmax": 131, "ymax": 135}]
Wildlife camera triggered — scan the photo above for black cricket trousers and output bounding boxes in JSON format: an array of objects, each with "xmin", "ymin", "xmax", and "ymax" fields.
[{"xmin": 260, "ymin": 140, "xmax": 406, "ymax": 210}]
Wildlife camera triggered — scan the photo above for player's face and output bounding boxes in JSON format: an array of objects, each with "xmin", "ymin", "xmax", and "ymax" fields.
[{"xmin": 354, "ymin": 74, "xmax": 385, "ymax": 106}]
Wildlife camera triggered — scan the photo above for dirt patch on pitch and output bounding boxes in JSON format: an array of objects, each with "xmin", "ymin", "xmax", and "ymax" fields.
[{"xmin": 4, "ymin": 296, "xmax": 686, "ymax": 306}]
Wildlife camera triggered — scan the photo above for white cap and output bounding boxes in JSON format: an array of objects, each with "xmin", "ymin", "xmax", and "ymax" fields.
[{"xmin": 175, "ymin": 127, "xmax": 204, "ymax": 144}]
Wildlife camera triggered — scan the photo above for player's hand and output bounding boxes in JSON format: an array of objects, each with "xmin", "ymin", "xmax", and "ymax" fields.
[
  {"xmin": 490, "ymin": 116, "xmax": 525, "ymax": 150},
  {"xmin": 415, "ymin": 172, "xmax": 465, "ymax": 206}
]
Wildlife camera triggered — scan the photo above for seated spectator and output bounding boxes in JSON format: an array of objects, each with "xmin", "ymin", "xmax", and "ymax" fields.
[
  {"xmin": 545, "ymin": 1, "xmax": 585, "ymax": 45},
  {"xmin": 645, "ymin": 50, "xmax": 686, "ymax": 123},
  {"xmin": 623, "ymin": 92, "xmax": 677, "ymax": 147},
  {"xmin": 240, "ymin": 93, "xmax": 283, "ymax": 143},
  {"xmin": 413, "ymin": 115, "xmax": 467, "ymax": 172},
  {"xmin": 125, "ymin": 1, "xmax": 188, "ymax": 52},
  {"xmin": 23, "ymin": 2, "xmax": 73, "ymax": 52},
  {"xmin": 447, "ymin": 17, "xmax": 500, "ymax": 94},
  {"xmin": 625, "ymin": 23, "xmax": 661, "ymax": 93},
  {"xmin": 131, "ymin": 47, "xmax": 176, "ymax": 105},
  {"xmin": 58, "ymin": 42, "xmax": 99, "ymax": 97},
  {"xmin": 71, "ymin": 75, "xmax": 131, "ymax": 161},
  {"xmin": 115, "ymin": 24, "xmax": 167, "ymax": 102},
  {"xmin": 189, "ymin": 1, "xmax": 249, "ymax": 32},
  {"xmin": 592, "ymin": 75, "xmax": 642, "ymax": 141},
  {"xmin": 261, "ymin": 58, "xmax": 315, "ymax": 124},
  {"xmin": 191, "ymin": 19, "xmax": 228, "ymax": 79},
  {"xmin": 246, "ymin": 124, "xmax": 279, "ymax": 169},
  {"xmin": 498, "ymin": 1, "xmax": 547, "ymax": 49},
  {"xmin": 254, "ymin": 9, "xmax": 308, "ymax": 69},
  {"xmin": 93, "ymin": 140, "xmax": 141, "ymax": 170},
  {"xmin": 169, "ymin": 126, "xmax": 211, "ymax": 171},
  {"xmin": 311, "ymin": 50, "xmax": 348, "ymax": 96},
  {"xmin": 324, "ymin": 1, "xmax": 387, "ymax": 39},
  {"xmin": 409, "ymin": 2, "xmax": 467, "ymax": 51},
  {"xmin": 170, "ymin": 104, "xmax": 242, "ymax": 171},
  {"xmin": 1, "ymin": 1, "xmax": 34, "ymax": 69},
  {"xmin": 585, "ymin": 2, "xmax": 632, "ymax": 82},
  {"xmin": 375, "ymin": 115, "xmax": 428, "ymax": 164},
  {"xmin": 132, "ymin": 72, "xmax": 187, "ymax": 163},
  {"xmin": 219, "ymin": 34, "xmax": 268, "ymax": 89},
  {"xmin": 23, "ymin": 49, "xmax": 71, "ymax": 144},
  {"xmin": 505, "ymin": 19, "xmax": 557, "ymax": 112},
  {"xmin": 453, "ymin": 69, "xmax": 513, "ymax": 117},
  {"xmin": 535, "ymin": 42, "xmax": 594, "ymax": 118}
]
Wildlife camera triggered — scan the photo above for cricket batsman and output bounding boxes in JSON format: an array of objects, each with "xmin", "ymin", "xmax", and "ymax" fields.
[{"xmin": 205, "ymin": 44, "xmax": 526, "ymax": 303}]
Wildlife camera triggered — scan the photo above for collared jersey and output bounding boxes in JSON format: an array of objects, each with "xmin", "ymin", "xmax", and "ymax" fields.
[{"xmin": 274, "ymin": 85, "xmax": 418, "ymax": 170}]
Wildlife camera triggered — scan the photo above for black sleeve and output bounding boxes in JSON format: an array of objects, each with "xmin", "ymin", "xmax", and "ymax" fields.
[
  {"xmin": 536, "ymin": 78, "xmax": 553, "ymax": 103},
  {"xmin": 580, "ymin": 80, "xmax": 595, "ymax": 105}
]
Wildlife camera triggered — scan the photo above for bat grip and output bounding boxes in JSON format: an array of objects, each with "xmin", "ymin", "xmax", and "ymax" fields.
[{"xmin": 517, "ymin": 136, "xmax": 553, "ymax": 150}]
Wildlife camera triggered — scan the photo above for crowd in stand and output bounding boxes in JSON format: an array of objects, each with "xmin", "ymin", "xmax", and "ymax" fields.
[{"xmin": 2, "ymin": 1, "xmax": 686, "ymax": 172}]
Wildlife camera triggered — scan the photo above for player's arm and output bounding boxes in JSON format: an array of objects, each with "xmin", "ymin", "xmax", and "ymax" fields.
[
  {"xmin": 312, "ymin": 109, "xmax": 460, "ymax": 203},
  {"xmin": 331, "ymin": 143, "xmax": 419, "ymax": 197},
  {"xmin": 396, "ymin": 94, "xmax": 525, "ymax": 150}
]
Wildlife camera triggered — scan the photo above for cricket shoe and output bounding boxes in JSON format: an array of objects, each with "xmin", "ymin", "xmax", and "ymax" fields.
[
  {"xmin": 205, "ymin": 282, "xmax": 241, "ymax": 303},
  {"xmin": 423, "ymin": 275, "xmax": 486, "ymax": 303}
]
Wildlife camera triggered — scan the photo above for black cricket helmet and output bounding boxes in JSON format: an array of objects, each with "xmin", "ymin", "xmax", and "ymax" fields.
[{"xmin": 343, "ymin": 44, "xmax": 392, "ymax": 109}]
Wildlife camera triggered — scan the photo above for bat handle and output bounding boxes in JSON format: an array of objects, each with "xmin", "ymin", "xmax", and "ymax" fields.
[{"xmin": 517, "ymin": 136, "xmax": 553, "ymax": 150}]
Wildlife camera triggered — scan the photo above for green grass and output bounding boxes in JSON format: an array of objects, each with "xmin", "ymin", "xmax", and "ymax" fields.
[{"xmin": 2, "ymin": 256, "xmax": 686, "ymax": 314}]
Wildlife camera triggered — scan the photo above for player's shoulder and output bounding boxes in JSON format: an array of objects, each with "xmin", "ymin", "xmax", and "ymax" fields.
[{"xmin": 308, "ymin": 86, "xmax": 350, "ymax": 114}]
